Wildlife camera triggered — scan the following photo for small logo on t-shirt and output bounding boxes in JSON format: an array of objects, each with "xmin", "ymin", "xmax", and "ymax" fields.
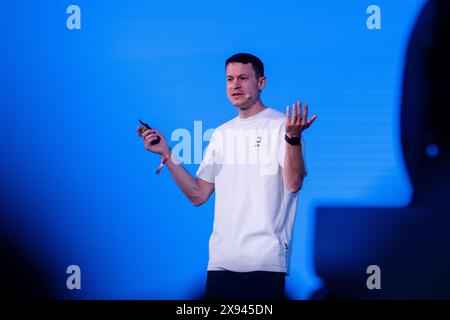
[{"xmin": 254, "ymin": 136, "xmax": 262, "ymax": 147}]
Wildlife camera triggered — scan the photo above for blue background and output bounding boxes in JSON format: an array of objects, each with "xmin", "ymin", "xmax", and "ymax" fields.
[{"xmin": 0, "ymin": 0, "xmax": 425, "ymax": 298}]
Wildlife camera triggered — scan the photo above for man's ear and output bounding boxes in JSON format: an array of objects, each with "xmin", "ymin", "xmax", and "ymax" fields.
[{"xmin": 258, "ymin": 76, "xmax": 267, "ymax": 91}]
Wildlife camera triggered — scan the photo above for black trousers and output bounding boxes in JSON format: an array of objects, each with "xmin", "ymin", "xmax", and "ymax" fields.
[{"xmin": 204, "ymin": 270, "xmax": 286, "ymax": 300}]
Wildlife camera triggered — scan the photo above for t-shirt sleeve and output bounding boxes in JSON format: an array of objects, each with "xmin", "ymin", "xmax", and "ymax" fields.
[
  {"xmin": 196, "ymin": 130, "xmax": 217, "ymax": 183},
  {"xmin": 278, "ymin": 123, "xmax": 308, "ymax": 176}
]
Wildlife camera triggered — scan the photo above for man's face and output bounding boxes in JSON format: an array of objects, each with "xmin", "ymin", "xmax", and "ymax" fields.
[{"xmin": 226, "ymin": 62, "xmax": 265, "ymax": 109}]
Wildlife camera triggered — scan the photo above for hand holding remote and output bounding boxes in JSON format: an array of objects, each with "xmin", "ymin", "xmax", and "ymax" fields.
[{"xmin": 137, "ymin": 120, "xmax": 170, "ymax": 158}]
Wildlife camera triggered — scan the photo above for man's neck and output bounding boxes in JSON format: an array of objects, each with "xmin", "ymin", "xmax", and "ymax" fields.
[{"xmin": 237, "ymin": 101, "xmax": 267, "ymax": 119}]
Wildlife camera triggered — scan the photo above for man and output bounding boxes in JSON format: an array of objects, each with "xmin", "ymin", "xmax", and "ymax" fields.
[{"xmin": 138, "ymin": 53, "xmax": 316, "ymax": 299}]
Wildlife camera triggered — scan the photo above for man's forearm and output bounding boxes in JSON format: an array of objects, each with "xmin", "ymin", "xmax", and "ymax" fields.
[
  {"xmin": 164, "ymin": 150, "xmax": 202, "ymax": 204},
  {"xmin": 284, "ymin": 143, "xmax": 306, "ymax": 193}
]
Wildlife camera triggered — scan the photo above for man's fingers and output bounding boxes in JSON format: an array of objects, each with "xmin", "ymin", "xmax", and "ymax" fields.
[
  {"xmin": 141, "ymin": 128, "xmax": 157, "ymax": 138},
  {"xmin": 287, "ymin": 102, "xmax": 313, "ymax": 128},
  {"xmin": 292, "ymin": 103, "xmax": 297, "ymax": 123},
  {"xmin": 144, "ymin": 133, "xmax": 158, "ymax": 141},
  {"xmin": 286, "ymin": 105, "xmax": 291, "ymax": 124},
  {"xmin": 144, "ymin": 135, "xmax": 160, "ymax": 148},
  {"xmin": 301, "ymin": 103, "xmax": 308, "ymax": 127},
  {"xmin": 296, "ymin": 101, "xmax": 302, "ymax": 125},
  {"xmin": 306, "ymin": 114, "xmax": 317, "ymax": 128}
]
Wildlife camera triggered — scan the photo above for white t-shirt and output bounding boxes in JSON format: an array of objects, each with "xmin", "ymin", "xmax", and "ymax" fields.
[{"xmin": 196, "ymin": 107, "xmax": 307, "ymax": 274}]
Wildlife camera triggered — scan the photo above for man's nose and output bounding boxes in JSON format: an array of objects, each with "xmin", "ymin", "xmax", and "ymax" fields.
[{"xmin": 231, "ymin": 79, "xmax": 241, "ymax": 88}]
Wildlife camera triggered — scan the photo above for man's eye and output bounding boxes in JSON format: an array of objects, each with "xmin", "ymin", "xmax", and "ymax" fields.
[{"xmin": 240, "ymin": 77, "xmax": 247, "ymax": 80}]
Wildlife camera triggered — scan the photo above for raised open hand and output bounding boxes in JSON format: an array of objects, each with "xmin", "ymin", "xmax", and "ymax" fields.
[{"xmin": 285, "ymin": 101, "xmax": 317, "ymax": 138}]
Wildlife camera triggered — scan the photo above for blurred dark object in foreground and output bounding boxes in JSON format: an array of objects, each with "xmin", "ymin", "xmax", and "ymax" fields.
[
  {"xmin": 312, "ymin": 0, "xmax": 450, "ymax": 299},
  {"xmin": 0, "ymin": 199, "xmax": 57, "ymax": 299},
  {"xmin": 312, "ymin": 206, "xmax": 450, "ymax": 299},
  {"xmin": 401, "ymin": 0, "xmax": 450, "ymax": 206}
]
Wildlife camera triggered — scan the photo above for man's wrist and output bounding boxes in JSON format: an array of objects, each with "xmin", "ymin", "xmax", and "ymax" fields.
[
  {"xmin": 285, "ymin": 134, "xmax": 301, "ymax": 146},
  {"xmin": 162, "ymin": 148, "xmax": 172, "ymax": 159},
  {"xmin": 285, "ymin": 132, "xmax": 299, "ymax": 138}
]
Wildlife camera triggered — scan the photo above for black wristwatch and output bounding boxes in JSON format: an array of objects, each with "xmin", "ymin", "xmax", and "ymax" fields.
[{"xmin": 285, "ymin": 134, "xmax": 301, "ymax": 146}]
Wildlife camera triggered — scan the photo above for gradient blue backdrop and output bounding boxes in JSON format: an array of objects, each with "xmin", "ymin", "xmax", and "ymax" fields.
[{"xmin": 0, "ymin": 0, "xmax": 425, "ymax": 299}]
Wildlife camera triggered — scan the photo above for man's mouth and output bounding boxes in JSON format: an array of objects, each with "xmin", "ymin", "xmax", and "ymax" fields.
[{"xmin": 232, "ymin": 93, "xmax": 244, "ymax": 97}]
